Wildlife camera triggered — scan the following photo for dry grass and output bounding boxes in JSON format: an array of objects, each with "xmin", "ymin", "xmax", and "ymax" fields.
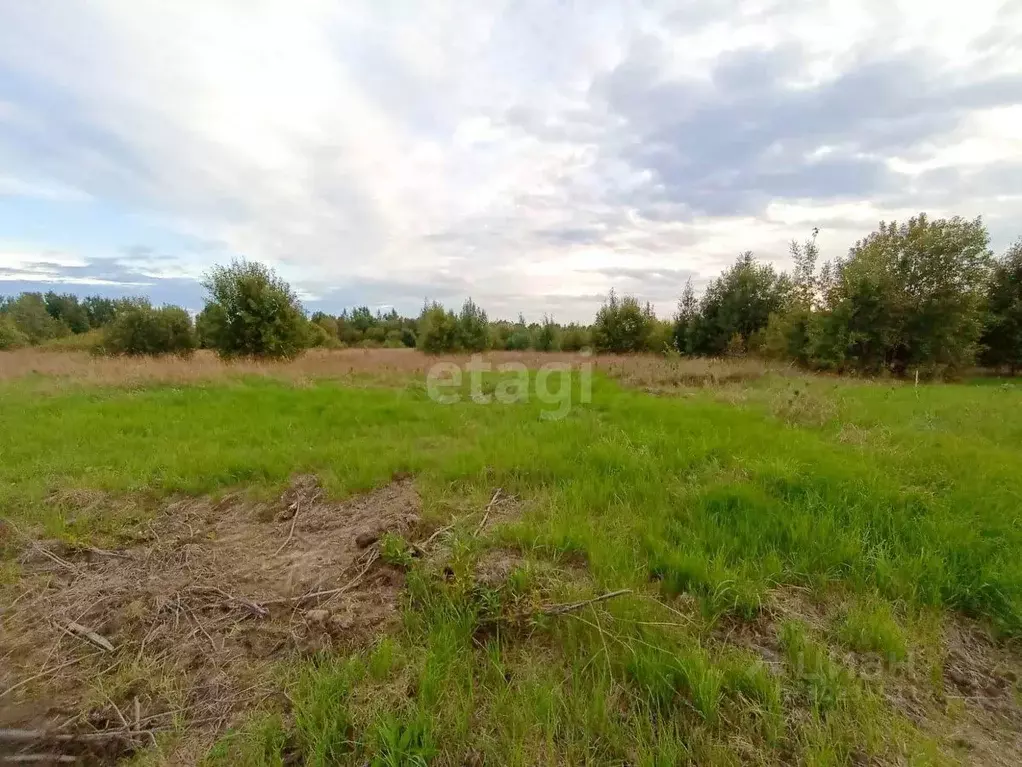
[
  {"xmin": 600, "ymin": 354, "xmax": 784, "ymax": 392},
  {"xmin": 0, "ymin": 475, "xmax": 421, "ymax": 762},
  {"xmin": 0, "ymin": 348, "xmax": 592, "ymax": 386},
  {"xmin": 0, "ymin": 348, "xmax": 783, "ymax": 390}
]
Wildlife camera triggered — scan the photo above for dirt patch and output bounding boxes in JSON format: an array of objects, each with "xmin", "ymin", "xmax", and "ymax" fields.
[
  {"xmin": 935, "ymin": 620, "xmax": 1022, "ymax": 765},
  {"xmin": 0, "ymin": 475, "xmax": 421, "ymax": 764}
]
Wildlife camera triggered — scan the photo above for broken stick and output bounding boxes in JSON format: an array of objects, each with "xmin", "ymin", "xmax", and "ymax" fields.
[
  {"xmin": 540, "ymin": 589, "xmax": 633, "ymax": 616},
  {"xmin": 64, "ymin": 621, "xmax": 114, "ymax": 652}
]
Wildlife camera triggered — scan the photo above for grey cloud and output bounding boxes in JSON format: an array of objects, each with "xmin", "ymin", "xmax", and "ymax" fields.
[
  {"xmin": 593, "ymin": 45, "xmax": 1022, "ymax": 216},
  {"xmin": 585, "ymin": 266, "xmax": 696, "ymax": 282}
]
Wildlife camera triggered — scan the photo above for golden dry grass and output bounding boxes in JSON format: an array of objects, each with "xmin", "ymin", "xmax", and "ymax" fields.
[
  {"xmin": 0, "ymin": 348, "xmax": 590, "ymax": 385},
  {"xmin": 0, "ymin": 347, "xmax": 786, "ymax": 390}
]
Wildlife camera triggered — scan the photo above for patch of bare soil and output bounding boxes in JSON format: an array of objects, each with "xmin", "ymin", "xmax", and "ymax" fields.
[
  {"xmin": 935, "ymin": 620, "xmax": 1022, "ymax": 765},
  {"xmin": 0, "ymin": 475, "xmax": 421, "ymax": 764}
]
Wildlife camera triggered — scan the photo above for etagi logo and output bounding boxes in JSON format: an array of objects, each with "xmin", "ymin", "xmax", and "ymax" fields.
[{"xmin": 425, "ymin": 354, "xmax": 593, "ymax": 420}]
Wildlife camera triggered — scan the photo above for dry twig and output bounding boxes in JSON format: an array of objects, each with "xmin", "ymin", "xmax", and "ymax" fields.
[
  {"xmin": 0, "ymin": 653, "xmax": 101, "ymax": 700},
  {"xmin": 62, "ymin": 621, "xmax": 114, "ymax": 652},
  {"xmin": 273, "ymin": 499, "xmax": 302, "ymax": 557},
  {"xmin": 540, "ymin": 589, "xmax": 632, "ymax": 616},
  {"xmin": 474, "ymin": 488, "xmax": 502, "ymax": 536}
]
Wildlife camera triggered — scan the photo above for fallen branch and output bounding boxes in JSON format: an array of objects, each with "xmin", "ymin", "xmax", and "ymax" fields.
[
  {"xmin": 63, "ymin": 621, "xmax": 114, "ymax": 652},
  {"xmin": 474, "ymin": 488, "xmax": 502, "ymax": 536},
  {"xmin": 1, "ymin": 518, "xmax": 79, "ymax": 575},
  {"xmin": 273, "ymin": 499, "xmax": 302, "ymax": 557},
  {"xmin": 0, "ymin": 653, "xmax": 100, "ymax": 700},
  {"xmin": 2, "ymin": 755, "xmax": 78, "ymax": 764},
  {"xmin": 540, "ymin": 589, "xmax": 633, "ymax": 616},
  {"xmin": 83, "ymin": 547, "xmax": 132, "ymax": 560},
  {"xmin": 419, "ymin": 519, "xmax": 461, "ymax": 549},
  {"xmin": 0, "ymin": 727, "xmax": 160, "ymax": 743},
  {"xmin": 190, "ymin": 586, "xmax": 269, "ymax": 618}
]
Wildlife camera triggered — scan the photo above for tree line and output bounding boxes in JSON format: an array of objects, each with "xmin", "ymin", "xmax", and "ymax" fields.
[{"xmin": 1, "ymin": 212, "xmax": 1020, "ymax": 374}]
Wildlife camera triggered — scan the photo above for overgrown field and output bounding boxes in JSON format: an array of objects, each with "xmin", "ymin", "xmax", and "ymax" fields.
[{"xmin": 1, "ymin": 350, "xmax": 1021, "ymax": 765}]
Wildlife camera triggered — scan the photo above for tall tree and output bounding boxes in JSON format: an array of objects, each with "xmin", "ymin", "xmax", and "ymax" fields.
[
  {"xmin": 981, "ymin": 238, "xmax": 1022, "ymax": 373},
  {"xmin": 672, "ymin": 279, "xmax": 699, "ymax": 355},
  {"xmin": 824, "ymin": 214, "xmax": 992, "ymax": 374},
  {"xmin": 695, "ymin": 252, "xmax": 789, "ymax": 355}
]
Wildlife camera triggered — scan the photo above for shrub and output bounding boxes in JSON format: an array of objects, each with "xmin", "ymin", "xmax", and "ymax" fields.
[
  {"xmin": 1, "ymin": 293, "xmax": 69, "ymax": 344},
  {"xmin": 102, "ymin": 302, "xmax": 196, "ymax": 356},
  {"xmin": 647, "ymin": 319, "xmax": 676, "ymax": 355},
  {"xmin": 200, "ymin": 260, "xmax": 307, "ymax": 359},
  {"xmin": 592, "ymin": 290, "xmax": 654, "ymax": 353},
  {"xmin": 417, "ymin": 302, "xmax": 461, "ymax": 353},
  {"xmin": 535, "ymin": 315, "xmax": 560, "ymax": 351},
  {"xmin": 458, "ymin": 298, "xmax": 489, "ymax": 352},
  {"xmin": 44, "ymin": 292, "xmax": 91, "ymax": 334},
  {"xmin": 694, "ymin": 252, "xmax": 790, "ymax": 356},
  {"xmin": 560, "ymin": 323, "xmax": 589, "ymax": 352},
  {"xmin": 0, "ymin": 316, "xmax": 29, "ymax": 350},
  {"xmin": 38, "ymin": 329, "xmax": 105, "ymax": 352},
  {"xmin": 305, "ymin": 321, "xmax": 339, "ymax": 349},
  {"xmin": 822, "ymin": 214, "xmax": 992, "ymax": 375}
]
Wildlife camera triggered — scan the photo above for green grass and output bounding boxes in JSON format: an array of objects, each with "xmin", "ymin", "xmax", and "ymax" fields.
[{"xmin": 4, "ymin": 368, "xmax": 1022, "ymax": 764}]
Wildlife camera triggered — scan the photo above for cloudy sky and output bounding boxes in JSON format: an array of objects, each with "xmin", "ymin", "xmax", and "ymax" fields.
[{"xmin": 1, "ymin": 1, "xmax": 1021, "ymax": 321}]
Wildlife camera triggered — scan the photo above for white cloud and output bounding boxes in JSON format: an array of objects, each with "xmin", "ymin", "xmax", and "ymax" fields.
[
  {"xmin": 0, "ymin": 176, "xmax": 91, "ymax": 202},
  {"xmin": 0, "ymin": 1, "xmax": 1020, "ymax": 320}
]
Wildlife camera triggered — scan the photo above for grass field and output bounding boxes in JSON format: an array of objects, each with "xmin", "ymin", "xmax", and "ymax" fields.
[{"xmin": 1, "ymin": 350, "xmax": 1021, "ymax": 765}]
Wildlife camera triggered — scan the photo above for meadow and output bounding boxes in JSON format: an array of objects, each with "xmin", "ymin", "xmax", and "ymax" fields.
[{"xmin": 1, "ymin": 349, "xmax": 1021, "ymax": 766}]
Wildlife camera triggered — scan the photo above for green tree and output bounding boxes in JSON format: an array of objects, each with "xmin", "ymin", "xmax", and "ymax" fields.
[
  {"xmin": 200, "ymin": 260, "xmax": 307, "ymax": 359},
  {"xmin": 44, "ymin": 292, "xmax": 90, "ymax": 334},
  {"xmin": 560, "ymin": 323, "xmax": 589, "ymax": 352},
  {"xmin": 672, "ymin": 279, "xmax": 699, "ymax": 355},
  {"xmin": 195, "ymin": 305, "xmax": 218, "ymax": 349},
  {"xmin": 695, "ymin": 252, "xmax": 789, "ymax": 356},
  {"xmin": 592, "ymin": 290, "xmax": 654, "ymax": 353},
  {"xmin": 82, "ymin": 296, "xmax": 120, "ymax": 328},
  {"xmin": 0, "ymin": 315, "xmax": 29, "ymax": 350},
  {"xmin": 535, "ymin": 315, "xmax": 560, "ymax": 351},
  {"xmin": 102, "ymin": 301, "xmax": 195, "ymax": 356},
  {"xmin": 981, "ymin": 238, "xmax": 1022, "ymax": 373},
  {"xmin": 417, "ymin": 301, "xmax": 461, "ymax": 353},
  {"xmin": 504, "ymin": 313, "xmax": 532, "ymax": 350},
  {"xmin": 350, "ymin": 306, "xmax": 375, "ymax": 333},
  {"xmin": 824, "ymin": 214, "xmax": 992, "ymax": 374},
  {"xmin": 764, "ymin": 231, "xmax": 820, "ymax": 364},
  {"xmin": 0, "ymin": 293, "xmax": 69, "ymax": 343},
  {"xmin": 458, "ymin": 298, "xmax": 489, "ymax": 352}
]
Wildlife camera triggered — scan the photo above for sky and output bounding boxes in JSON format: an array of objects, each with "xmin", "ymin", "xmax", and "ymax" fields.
[{"xmin": 1, "ymin": 1, "xmax": 1021, "ymax": 322}]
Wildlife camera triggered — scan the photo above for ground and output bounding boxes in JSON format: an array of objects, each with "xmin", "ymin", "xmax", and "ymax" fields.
[{"xmin": 1, "ymin": 348, "xmax": 1021, "ymax": 765}]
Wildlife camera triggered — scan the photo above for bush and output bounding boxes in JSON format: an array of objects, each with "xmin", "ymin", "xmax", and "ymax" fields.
[
  {"xmin": 1, "ymin": 293, "xmax": 69, "ymax": 344},
  {"xmin": 44, "ymin": 292, "xmax": 91, "ymax": 334},
  {"xmin": 592, "ymin": 290, "xmax": 654, "ymax": 353},
  {"xmin": 560, "ymin": 323, "xmax": 589, "ymax": 352},
  {"xmin": 535, "ymin": 315, "xmax": 560, "ymax": 351},
  {"xmin": 102, "ymin": 302, "xmax": 196, "ymax": 356},
  {"xmin": 458, "ymin": 298, "xmax": 489, "ymax": 352},
  {"xmin": 417, "ymin": 302, "xmax": 461, "ymax": 353},
  {"xmin": 305, "ymin": 321, "xmax": 340, "ymax": 349},
  {"xmin": 37, "ymin": 329, "xmax": 105, "ymax": 352},
  {"xmin": 0, "ymin": 316, "xmax": 29, "ymax": 350},
  {"xmin": 200, "ymin": 260, "xmax": 307, "ymax": 359},
  {"xmin": 647, "ymin": 319, "xmax": 676, "ymax": 355}
]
